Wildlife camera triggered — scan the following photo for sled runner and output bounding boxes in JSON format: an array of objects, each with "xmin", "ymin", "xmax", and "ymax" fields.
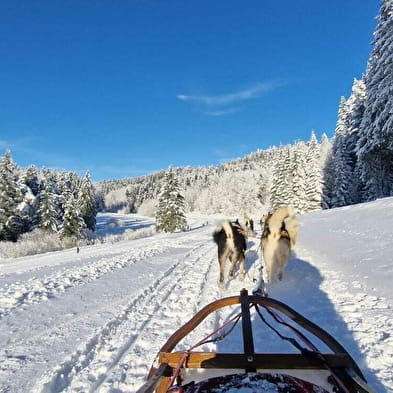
[{"xmin": 136, "ymin": 289, "xmax": 375, "ymax": 393}]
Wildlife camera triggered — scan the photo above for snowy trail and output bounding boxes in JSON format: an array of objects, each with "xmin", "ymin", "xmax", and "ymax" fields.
[
  {"xmin": 1, "ymin": 205, "xmax": 392, "ymax": 393},
  {"xmin": 0, "ymin": 215, "xmax": 155, "ymax": 277},
  {"xmin": 0, "ymin": 239, "xmax": 175, "ymax": 319},
  {"xmin": 36, "ymin": 229, "xmax": 258, "ymax": 393},
  {"xmin": 34, "ymin": 232, "xmax": 265, "ymax": 393},
  {"xmin": 0, "ymin": 246, "xmax": 160, "ymax": 319},
  {"xmin": 60, "ymin": 240, "xmax": 219, "ymax": 393},
  {"xmin": 0, "ymin": 225, "xmax": 219, "ymax": 393}
]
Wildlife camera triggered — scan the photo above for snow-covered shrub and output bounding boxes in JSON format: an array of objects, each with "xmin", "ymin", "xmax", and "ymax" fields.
[
  {"xmin": 0, "ymin": 229, "xmax": 65, "ymax": 258},
  {"xmin": 104, "ymin": 188, "xmax": 128, "ymax": 212},
  {"xmin": 137, "ymin": 198, "xmax": 156, "ymax": 217}
]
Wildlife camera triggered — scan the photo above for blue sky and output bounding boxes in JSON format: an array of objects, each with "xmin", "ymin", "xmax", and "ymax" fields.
[{"xmin": 0, "ymin": 1, "xmax": 379, "ymax": 181}]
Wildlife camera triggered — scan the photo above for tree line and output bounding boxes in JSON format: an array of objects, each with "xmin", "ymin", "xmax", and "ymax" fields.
[{"xmin": 0, "ymin": 150, "xmax": 97, "ymax": 243}]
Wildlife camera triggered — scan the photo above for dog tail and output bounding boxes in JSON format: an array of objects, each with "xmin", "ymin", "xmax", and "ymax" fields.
[
  {"xmin": 267, "ymin": 206, "xmax": 297, "ymax": 241},
  {"xmin": 285, "ymin": 216, "xmax": 299, "ymax": 248},
  {"xmin": 213, "ymin": 220, "xmax": 234, "ymax": 245},
  {"xmin": 268, "ymin": 206, "xmax": 295, "ymax": 230}
]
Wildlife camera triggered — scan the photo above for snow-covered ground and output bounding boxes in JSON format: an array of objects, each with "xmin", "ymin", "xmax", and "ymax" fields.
[{"xmin": 0, "ymin": 200, "xmax": 392, "ymax": 393}]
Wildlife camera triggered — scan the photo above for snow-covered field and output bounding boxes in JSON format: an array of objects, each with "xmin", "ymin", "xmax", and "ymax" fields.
[{"xmin": 0, "ymin": 200, "xmax": 392, "ymax": 393}]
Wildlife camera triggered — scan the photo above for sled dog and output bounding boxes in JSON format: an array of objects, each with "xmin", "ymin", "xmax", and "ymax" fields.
[
  {"xmin": 244, "ymin": 213, "xmax": 255, "ymax": 237},
  {"xmin": 213, "ymin": 220, "xmax": 247, "ymax": 288},
  {"xmin": 260, "ymin": 206, "xmax": 298, "ymax": 282}
]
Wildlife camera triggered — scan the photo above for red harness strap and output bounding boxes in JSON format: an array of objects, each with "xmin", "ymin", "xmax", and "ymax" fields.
[{"xmin": 165, "ymin": 312, "xmax": 242, "ymax": 391}]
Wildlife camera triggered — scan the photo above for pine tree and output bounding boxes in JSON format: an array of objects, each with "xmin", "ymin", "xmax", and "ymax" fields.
[
  {"xmin": 332, "ymin": 136, "xmax": 350, "ymax": 207},
  {"xmin": 68, "ymin": 171, "xmax": 81, "ymax": 198},
  {"xmin": 304, "ymin": 132, "xmax": 322, "ymax": 211},
  {"xmin": 357, "ymin": 0, "xmax": 393, "ymax": 200},
  {"xmin": 23, "ymin": 165, "xmax": 40, "ymax": 196},
  {"xmin": 256, "ymin": 173, "xmax": 271, "ymax": 206},
  {"xmin": 346, "ymin": 78, "xmax": 366, "ymax": 203},
  {"xmin": 270, "ymin": 147, "xmax": 290, "ymax": 209},
  {"xmin": 319, "ymin": 133, "xmax": 332, "ymax": 167},
  {"xmin": 321, "ymin": 149, "xmax": 336, "ymax": 209},
  {"xmin": 290, "ymin": 142, "xmax": 307, "ymax": 213},
  {"xmin": 60, "ymin": 195, "xmax": 86, "ymax": 243},
  {"xmin": 331, "ymin": 97, "xmax": 352, "ymax": 207},
  {"xmin": 57, "ymin": 172, "xmax": 73, "ymax": 216},
  {"xmin": 155, "ymin": 167, "xmax": 187, "ymax": 233},
  {"xmin": 77, "ymin": 172, "xmax": 97, "ymax": 231},
  {"xmin": 320, "ymin": 134, "xmax": 334, "ymax": 209},
  {"xmin": 0, "ymin": 150, "xmax": 23, "ymax": 241},
  {"xmin": 38, "ymin": 176, "xmax": 58, "ymax": 232},
  {"xmin": 17, "ymin": 169, "xmax": 38, "ymax": 232}
]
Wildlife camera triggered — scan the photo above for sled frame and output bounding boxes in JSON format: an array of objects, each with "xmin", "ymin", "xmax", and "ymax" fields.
[{"xmin": 137, "ymin": 289, "xmax": 374, "ymax": 393}]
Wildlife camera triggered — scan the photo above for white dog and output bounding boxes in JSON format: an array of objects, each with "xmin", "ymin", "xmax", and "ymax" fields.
[{"xmin": 260, "ymin": 206, "xmax": 298, "ymax": 283}]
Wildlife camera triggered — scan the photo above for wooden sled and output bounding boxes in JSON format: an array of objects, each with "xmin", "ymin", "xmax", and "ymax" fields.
[{"xmin": 137, "ymin": 289, "xmax": 375, "ymax": 393}]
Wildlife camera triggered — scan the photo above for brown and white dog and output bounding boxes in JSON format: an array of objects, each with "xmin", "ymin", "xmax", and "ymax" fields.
[
  {"xmin": 213, "ymin": 220, "xmax": 247, "ymax": 288},
  {"xmin": 260, "ymin": 206, "xmax": 298, "ymax": 283}
]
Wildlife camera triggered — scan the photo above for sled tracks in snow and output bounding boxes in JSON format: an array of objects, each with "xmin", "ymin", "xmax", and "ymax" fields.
[
  {"xmin": 0, "ymin": 242, "xmax": 170, "ymax": 320},
  {"xmin": 37, "ymin": 241, "xmax": 222, "ymax": 393}
]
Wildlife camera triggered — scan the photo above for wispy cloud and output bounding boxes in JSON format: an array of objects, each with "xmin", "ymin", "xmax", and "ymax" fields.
[{"xmin": 177, "ymin": 81, "xmax": 281, "ymax": 110}]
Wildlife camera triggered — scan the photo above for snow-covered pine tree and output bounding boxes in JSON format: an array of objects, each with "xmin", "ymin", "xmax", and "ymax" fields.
[
  {"xmin": 270, "ymin": 147, "xmax": 292, "ymax": 210},
  {"xmin": 346, "ymin": 78, "xmax": 366, "ymax": 204},
  {"xmin": 57, "ymin": 171, "xmax": 72, "ymax": 204},
  {"xmin": 269, "ymin": 149, "xmax": 283, "ymax": 210},
  {"xmin": 60, "ymin": 195, "xmax": 86, "ymax": 244},
  {"xmin": 0, "ymin": 150, "xmax": 24, "ymax": 241},
  {"xmin": 56, "ymin": 171, "xmax": 80, "ymax": 203},
  {"xmin": 319, "ymin": 133, "xmax": 332, "ymax": 167},
  {"xmin": 23, "ymin": 165, "xmax": 40, "ymax": 196},
  {"xmin": 304, "ymin": 132, "xmax": 322, "ymax": 211},
  {"xmin": 155, "ymin": 167, "xmax": 187, "ymax": 233},
  {"xmin": 289, "ymin": 142, "xmax": 307, "ymax": 213},
  {"xmin": 331, "ymin": 97, "xmax": 352, "ymax": 207},
  {"xmin": 357, "ymin": 0, "xmax": 393, "ymax": 200},
  {"xmin": 256, "ymin": 173, "xmax": 271, "ymax": 207},
  {"xmin": 38, "ymin": 175, "xmax": 58, "ymax": 232},
  {"xmin": 319, "ymin": 134, "xmax": 334, "ymax": 209},
  {"xmin": 17, "ymin": 169, "xmax": 38, "ymax": 232},
  {"xmin": 77, "ymin": 171, "xmax": 97, "ymax": 231}
]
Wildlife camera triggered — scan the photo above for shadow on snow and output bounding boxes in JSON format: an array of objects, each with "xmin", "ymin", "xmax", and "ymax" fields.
[
  {"xmin": 214, "ymin": 252, "xmax": 385, "ymax": 393},
  {"xmin": 95, "ymin": 213, "xmax": 155, "ymax": 236}
]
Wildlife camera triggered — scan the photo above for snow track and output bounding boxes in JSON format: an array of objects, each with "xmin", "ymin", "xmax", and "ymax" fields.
[
  {"xmin": 0, "ymin": 239, "xmax": 191, "ymax": 319},
  {"xmin": 37, "ymin": 238, "xmax": 222, "ymax": 393},
  {"xmin": 0, "ymin": 224, "xmax": 227, "ymax": 393}
]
